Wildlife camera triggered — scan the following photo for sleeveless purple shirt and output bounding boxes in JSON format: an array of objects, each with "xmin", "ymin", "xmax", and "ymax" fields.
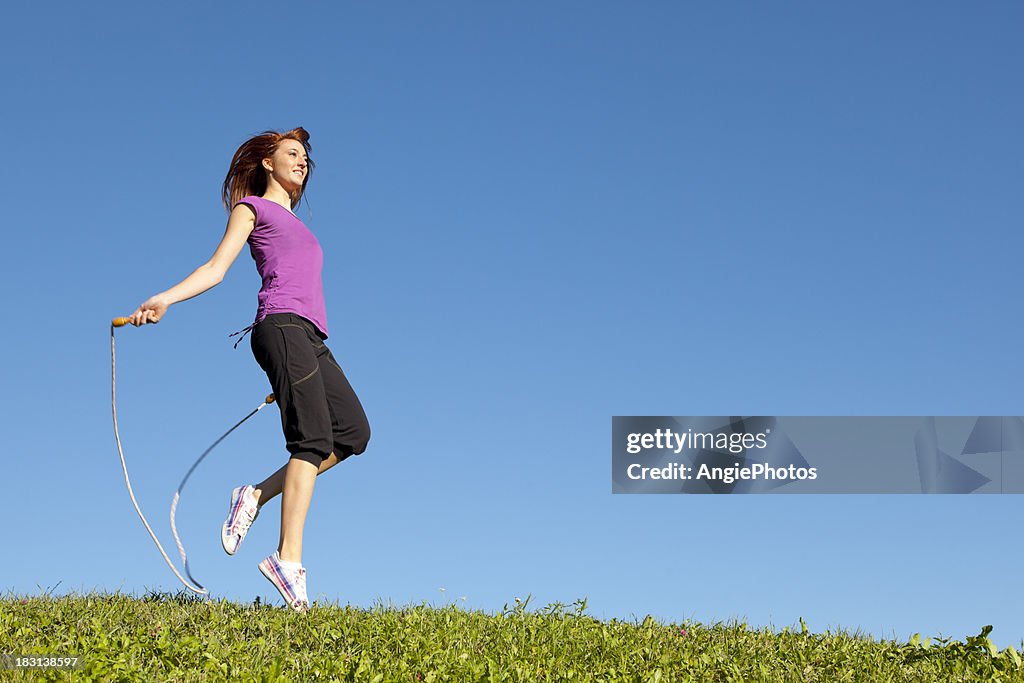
[{"xmin": 231, "ymin": 195, "xmax": 328, "ymax": 341}]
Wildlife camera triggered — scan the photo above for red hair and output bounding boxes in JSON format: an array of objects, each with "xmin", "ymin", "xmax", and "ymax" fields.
[{"xmin": 221, "ymin": 127, "xmax": 315, "ymax": 213}]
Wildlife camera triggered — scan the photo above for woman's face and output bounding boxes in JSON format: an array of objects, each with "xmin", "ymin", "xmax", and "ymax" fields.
[{"xmin": 263, "ymin": 139, "xmax": 309, "ymax": 192}]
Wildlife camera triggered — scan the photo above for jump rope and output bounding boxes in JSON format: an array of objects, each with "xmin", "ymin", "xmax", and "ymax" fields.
[{"xmin": 111, "ymin": 316, "xmax": 274, "ymax": 596}]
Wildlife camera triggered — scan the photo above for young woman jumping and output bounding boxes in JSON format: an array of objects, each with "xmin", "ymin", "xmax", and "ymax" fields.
[{"xmin": 126, "ymin": 127, "xmax": 371, "ymax": 612}]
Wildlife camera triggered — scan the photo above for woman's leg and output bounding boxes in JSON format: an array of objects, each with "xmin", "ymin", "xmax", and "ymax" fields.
[
  {"xmin": 250, "ymin": 315, "xmax": 341, "ymax": 566},
  {"xmin": 252, "ymin": 451, "xmax": 341, "ymax": 508},
  {"xmin": 321, "ymin": 347, "xmax": 371, "ymax": 457},
  {"xmin": 247, "ymin": 314, "xmax": 370, "ymax": 571},
  {"xmin": 276, "ymin": 455, "xmax": 317, "ymax": 564}
]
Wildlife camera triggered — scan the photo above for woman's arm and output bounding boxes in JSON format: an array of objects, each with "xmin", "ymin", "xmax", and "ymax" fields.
[{"xmin": 126, "ymin": 204, "xmax": 256, "ymax": 326}]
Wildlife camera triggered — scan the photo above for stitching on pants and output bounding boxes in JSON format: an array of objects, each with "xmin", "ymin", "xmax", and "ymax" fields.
[
  {"xmin": 292, "ymin": 365, "xmax": 319, "ymax": 387},
  {"xmin": 275, "ymin": 320, "xmax": 323, "ymax": 347}
]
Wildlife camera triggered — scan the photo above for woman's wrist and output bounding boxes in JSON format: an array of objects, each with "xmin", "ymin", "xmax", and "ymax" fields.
[{"xmin": 154, "ymin": 292, "xmax": 176, "ymax": 307}]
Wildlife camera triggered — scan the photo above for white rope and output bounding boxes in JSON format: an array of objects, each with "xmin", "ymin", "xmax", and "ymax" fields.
[
  {"xmin": 112, "ymin": 322, "xmax": 273, "ymax": 597},
  {"xmin": 111, "ymin": 323, "xmax": 208, "ymax": 595},
  {"xmin": 169, "ymin": 397, "xmax": 273, "ymax": 592}
]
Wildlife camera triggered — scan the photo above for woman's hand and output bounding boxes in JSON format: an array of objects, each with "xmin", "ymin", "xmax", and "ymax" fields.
[{"xmin": 127, "ymin": 294, "xmax": 171, "ymax": 326}]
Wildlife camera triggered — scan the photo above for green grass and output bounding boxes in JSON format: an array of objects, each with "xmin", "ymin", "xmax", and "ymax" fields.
[{"xmin": 1, "ymin": 590, "xmax": 1022, "ymax": 682}]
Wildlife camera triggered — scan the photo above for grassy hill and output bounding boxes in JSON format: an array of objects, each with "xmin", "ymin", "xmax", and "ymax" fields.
[{"xmin": 1, "ymin": 591, "xmax": 1022, "ymax": 681}]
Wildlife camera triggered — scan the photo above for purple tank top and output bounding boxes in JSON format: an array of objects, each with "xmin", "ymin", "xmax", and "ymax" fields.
[{"xmin": 231, "ymin": 195, "xmax": 328, "ymax": 341}]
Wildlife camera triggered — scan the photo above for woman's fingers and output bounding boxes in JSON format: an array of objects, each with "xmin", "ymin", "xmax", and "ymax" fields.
[{"xmin": 126, "ymin": 303, "xmax": 164, "ymax": 326}]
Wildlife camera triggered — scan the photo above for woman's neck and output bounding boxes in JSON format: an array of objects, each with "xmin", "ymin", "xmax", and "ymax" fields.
[{"xmin": 262, "ymin": 186, "xmax": 294, "ymax": 212}]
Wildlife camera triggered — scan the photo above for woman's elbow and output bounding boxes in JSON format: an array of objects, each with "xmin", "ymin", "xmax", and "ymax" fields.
[{"xmin": 205, "ymin": 263, "xmax": 227, "ymax": 285}]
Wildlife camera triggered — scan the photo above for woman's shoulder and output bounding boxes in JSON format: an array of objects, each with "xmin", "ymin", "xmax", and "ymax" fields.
[
  {"xmin": 234, "ymin": 194, "xmax": 264, "ymax": 207},
  {"xmin": 232, "ymin": 195, "xmax": 264, "ymax": 219}
]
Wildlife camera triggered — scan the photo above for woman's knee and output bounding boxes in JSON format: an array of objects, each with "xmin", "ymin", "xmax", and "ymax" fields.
[
  {"xmin": 334, "ymin": 419, "xmax": 371, "ymax": 458},
  {"xmin": 352, "ymin": 419, "xmax": 371, "ymax": 455}
]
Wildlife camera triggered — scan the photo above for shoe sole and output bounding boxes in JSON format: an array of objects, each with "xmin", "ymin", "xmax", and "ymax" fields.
[
  {"xmin": 221, "ymin": 523, "xmax": 237, "ymax": 556},
  {"xmin": 258, "ymin": 559, "xmax": 308, "ymax": 613}
]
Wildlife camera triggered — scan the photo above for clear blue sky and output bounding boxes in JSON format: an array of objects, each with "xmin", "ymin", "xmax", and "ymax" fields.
[{"xmin": 2, "ymin": 1, "xmax": 1022, "ymax": 649}]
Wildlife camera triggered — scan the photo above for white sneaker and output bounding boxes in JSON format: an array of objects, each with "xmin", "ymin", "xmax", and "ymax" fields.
[
  {"xmin": 221, "ymin": 485, "xmax": 259, "ymax": 555},
  {"xmin": 259, "ymin": 551, "xmax": 309, "ymax": 613}
]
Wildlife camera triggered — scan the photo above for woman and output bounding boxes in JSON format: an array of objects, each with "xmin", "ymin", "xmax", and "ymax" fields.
[{"xmin": 126, "ymin": 127, "xmax": 371, "ymax": 612}]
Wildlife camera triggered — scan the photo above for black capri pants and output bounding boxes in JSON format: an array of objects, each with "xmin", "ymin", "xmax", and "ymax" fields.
[{"xmin": 250, "ymin": 313, "xmax": 371, "ymax": 465}]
